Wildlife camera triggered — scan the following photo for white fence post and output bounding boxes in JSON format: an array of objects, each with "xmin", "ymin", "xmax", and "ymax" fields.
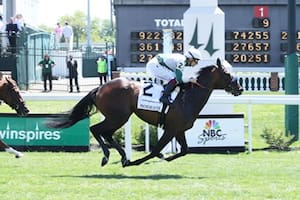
[
  {"xmin": 248, "ymin": 104, "xmax": 253, "ymax": 153},
  {"xmin": 145, "ymin": 123, "xmax": 150, "ymax": 153},
  {"xmin": 124, "ymin": 118, "xmax": 132, "ymax": 160}
]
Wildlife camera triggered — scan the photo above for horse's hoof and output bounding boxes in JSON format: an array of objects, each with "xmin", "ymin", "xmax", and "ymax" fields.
[
  {"xmin": 157, "ymin": 153, "xmax": 164, "ymax": 159},
  {"xmin": 15, "ymin": 153, "xmax": 23, "ymax": 158},
  {"xmin": 101, "ymin": 157, "xmax": 108, "ymax": 167},
  {"xmin": 164, "ymin": 157, "xmax": 172, "ymax": 162},
  {"xmin": 122, "ymin": 160, "xmax": 131, "ymax": 168},
  {"xmin": 122, "ymin": 160, "xmax": 133, "ymax": 167}
]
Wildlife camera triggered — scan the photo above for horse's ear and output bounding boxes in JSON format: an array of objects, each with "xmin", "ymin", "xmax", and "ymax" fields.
[{"xmin": 216, "ymin": 58, "xmax": 221, "ymax": 67}]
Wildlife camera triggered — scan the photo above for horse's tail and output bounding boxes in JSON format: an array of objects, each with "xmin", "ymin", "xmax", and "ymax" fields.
[{"xmin": 46, "ymin": 87, "xmax": 98, "ymax": 129}]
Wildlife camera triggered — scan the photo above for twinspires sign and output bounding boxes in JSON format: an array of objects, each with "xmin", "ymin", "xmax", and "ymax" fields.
[{"xmin": 0, "ymin": 114, "xmax": 90, "ymax": 152}]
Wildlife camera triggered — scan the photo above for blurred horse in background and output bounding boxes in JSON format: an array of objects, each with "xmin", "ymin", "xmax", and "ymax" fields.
[{"xmin": 0, "ymin": 73, "xmax": 29, "ymax": 158}]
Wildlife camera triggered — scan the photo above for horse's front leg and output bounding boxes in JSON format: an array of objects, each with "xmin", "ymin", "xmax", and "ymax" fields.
[
  {"xmin": 0, "ymin": 140, "xmax": 23, "ymax": 158},
  {"xmin": 90, "ymin": 124, "xmax": 110, "ymax": 167},
  {"xmin": 124, "ymin": 130, "xmax": 174, "ymax": 167},
  {"xmin": 164, "ymin": 131, "xmax": 188, "ymax": 162}
]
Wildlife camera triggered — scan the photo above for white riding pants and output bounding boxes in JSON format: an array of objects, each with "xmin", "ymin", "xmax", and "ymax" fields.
[{"xmin": 146, "ymin": 57, "xmax": 175, "ymax": 81}]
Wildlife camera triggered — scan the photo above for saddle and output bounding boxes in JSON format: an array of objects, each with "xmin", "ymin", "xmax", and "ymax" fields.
[{"xmin": 137, "ymin": 81, "xmax": 179, "ymax": 128}]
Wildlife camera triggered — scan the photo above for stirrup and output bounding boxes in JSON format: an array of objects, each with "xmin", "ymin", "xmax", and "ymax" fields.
[{"xmin": 160, "ymin": 96, "xmax": 172, "ymax": 105}]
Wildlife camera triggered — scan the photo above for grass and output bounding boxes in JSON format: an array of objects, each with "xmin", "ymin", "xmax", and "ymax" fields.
[
  {"xmin": 234, "ymin": 104, "xmax": 286, "ymax": 148},
  {"xmin": 1, "ymin": 150, "xmax": 300, "ymax": 200},
  {"xmin": 0, "ymin": 96, "xmax": 300, "ymax": 199}
]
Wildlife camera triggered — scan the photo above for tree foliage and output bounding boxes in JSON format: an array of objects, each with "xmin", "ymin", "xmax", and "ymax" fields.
[
  {"xmin": 261, "ymin": 128, "xmax": 295, "ymax": 150},
  {"xmin": 38, "ymin": 10, "xmax": 114, "ymax": 43}
]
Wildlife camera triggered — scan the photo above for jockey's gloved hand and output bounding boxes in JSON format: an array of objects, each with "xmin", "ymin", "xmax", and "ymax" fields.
[{"xmin": 189, "ymin": 77, "xmax": 198, "ymax": 84}]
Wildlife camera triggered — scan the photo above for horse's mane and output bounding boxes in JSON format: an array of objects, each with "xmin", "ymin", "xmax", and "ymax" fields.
[
  {"xmin": 196, "ymin": 64, "xmax": 218, "ymax": 77},
  {"xmin": 0, "ymin": 76, "xmax": 17, "ymax": 84},
  {"xmin": 178, "ymin": 65, "xmax": 217, "ymax": 90},
  {"xmin": 0, "ymin": 77, "xmax": 6, "ymax": 87}
]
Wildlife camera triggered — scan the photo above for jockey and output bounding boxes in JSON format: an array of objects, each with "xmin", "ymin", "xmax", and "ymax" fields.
[{"xmin": 146, "ymin": 47, "xmax": 203, "ymax": 105}]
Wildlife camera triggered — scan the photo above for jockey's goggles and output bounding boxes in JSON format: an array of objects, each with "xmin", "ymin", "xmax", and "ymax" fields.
[
  {"xmin": 193, "ymin": 58, "xmax": 200, "ymax": 64},
  {"xmin": 188, "ymin": 51, "xmax": 200, "ymax": 64}
]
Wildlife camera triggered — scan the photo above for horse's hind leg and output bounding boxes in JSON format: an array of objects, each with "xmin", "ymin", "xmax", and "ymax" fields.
[
  {"xmin": 164, "ymin": 132, "xmax": 188, "ymax": 162},
  {"xmin": 105, "ymin": 136, "xmax": 129, "ymax": 167},
  {"xmin": 125, "ymin": 130, "xmax": 174, "ymax": 167},
  {"xmin": 91, "ymin": 117, "xmax": 130, "ymax": 167},
  {"xmin": 99, "ymin": 117, "xmax": 130, "ymax": 167},
  {"xmin": 90, "ymin": 123, "xmax": 111, "ymax": 167}
]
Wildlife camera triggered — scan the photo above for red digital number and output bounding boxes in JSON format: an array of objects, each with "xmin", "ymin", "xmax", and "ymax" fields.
[{"xmin": 254, "ymin": 6, "xmax": 269, "ymax": 18}]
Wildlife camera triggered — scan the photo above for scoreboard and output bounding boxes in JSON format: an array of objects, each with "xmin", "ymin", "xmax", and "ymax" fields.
[
  {"xmin": 114, "ymin": 0, "xmax": 300, "ymax": 69},
  {"xmin": 225, "ymin": 6, "xmax": 271, "ymax": 65},
  {"xmin": 130, "ymin": 30, "xmax": 183, "ymax": 63}
]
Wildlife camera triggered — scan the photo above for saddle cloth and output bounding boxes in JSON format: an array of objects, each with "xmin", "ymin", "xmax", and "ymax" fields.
[{"xmin": 137, "ymin": 81, "xmax": 178, "ymax": 112}]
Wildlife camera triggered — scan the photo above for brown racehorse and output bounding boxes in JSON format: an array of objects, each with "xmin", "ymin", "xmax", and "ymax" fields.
[
  {"xmin": 0, "ymin": 74, "xmax": 29, "ymax": 158},
  {"xmin": 46, "ymin": 58, "xmax": 243, "ymax": 167}
]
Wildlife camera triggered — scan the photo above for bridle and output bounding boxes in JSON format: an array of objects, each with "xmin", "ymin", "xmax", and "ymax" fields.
[
  {"xmin": 188, "ymin": 63, "xmax": 242, "ymax": 96},
  {"xmin": 191, "ymin": 65, "xmax": 218, "ymax": 90},
  {"xmin": 5, "ymin": 79, "xmax": 25, "ymax": 111}
]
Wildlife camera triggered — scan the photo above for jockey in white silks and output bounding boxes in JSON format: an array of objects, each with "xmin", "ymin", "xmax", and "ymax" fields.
[{"xmin": 146, "ymin": 47, "xmax": 203, "ymax": 105}]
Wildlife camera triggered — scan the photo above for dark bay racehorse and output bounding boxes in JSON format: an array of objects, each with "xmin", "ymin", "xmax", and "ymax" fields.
[
  {"xmin": 46, "ymin": 58, "xmax": 243, "ymax": 167},
  {"xmin": 0, "ymin": 74, "xmax": 29, "ymax": 158}
]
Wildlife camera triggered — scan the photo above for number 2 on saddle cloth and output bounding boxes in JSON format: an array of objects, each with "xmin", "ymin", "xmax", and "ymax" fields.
[{"xmin": 137, "ymin": 81, "xmax": 178, "ymax": 128}]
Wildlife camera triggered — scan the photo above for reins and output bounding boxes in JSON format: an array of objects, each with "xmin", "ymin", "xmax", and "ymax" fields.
[{"xmin": 192, "ymin": 81, "xmax": 207, "ymax": 89}]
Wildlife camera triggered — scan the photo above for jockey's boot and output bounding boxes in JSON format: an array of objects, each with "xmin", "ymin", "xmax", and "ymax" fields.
[{"xmin": 159, "ymin": 79, "xmax": 177, "ymax": 105}]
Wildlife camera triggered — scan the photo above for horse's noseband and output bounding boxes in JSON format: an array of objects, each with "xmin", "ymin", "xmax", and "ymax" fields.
[
  {"xmin": 225, "ymin": 76, "xmax": 243, "ymax": 96},
  {"xmin": 7, "ymin": 84, "xmax": 25, "ymax": 111}
]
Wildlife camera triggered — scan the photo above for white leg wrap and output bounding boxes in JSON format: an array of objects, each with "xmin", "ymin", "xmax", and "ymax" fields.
[{"xmin": 5, "ymin": 147, "xmax": 23, "ymax": 158}]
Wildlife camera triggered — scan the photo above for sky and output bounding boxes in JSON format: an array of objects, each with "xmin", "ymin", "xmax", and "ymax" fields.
[{"xmin": 37, "ymin": 0, "xmax": 111, "ymax": 26}]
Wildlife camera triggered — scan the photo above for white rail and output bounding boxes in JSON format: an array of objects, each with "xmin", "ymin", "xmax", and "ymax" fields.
[
  {"xmin": 207, "ymin": 94, "xmax": 300, "ymax": 153},
  {"xmin": 208, "ymin": 94, "xmax": 300, "ymax": 105},
  {"xmin": 122, "ymin": 73, "xmax": 288, "ymax": 91},
  {"xmin": 129, "ymin": 94, "xmax": 300, "ymax": 157}
]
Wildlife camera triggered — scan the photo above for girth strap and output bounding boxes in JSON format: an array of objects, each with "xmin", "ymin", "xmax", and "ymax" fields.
[{"xmin": 158, "ymin": 104, "xmax": 169, "ymax": 129}]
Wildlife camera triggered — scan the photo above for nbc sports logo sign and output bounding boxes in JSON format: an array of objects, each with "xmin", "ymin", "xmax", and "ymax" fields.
[{"xmin": 185, "ymin": 115, "xmax": 244, "ymax": 148}]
